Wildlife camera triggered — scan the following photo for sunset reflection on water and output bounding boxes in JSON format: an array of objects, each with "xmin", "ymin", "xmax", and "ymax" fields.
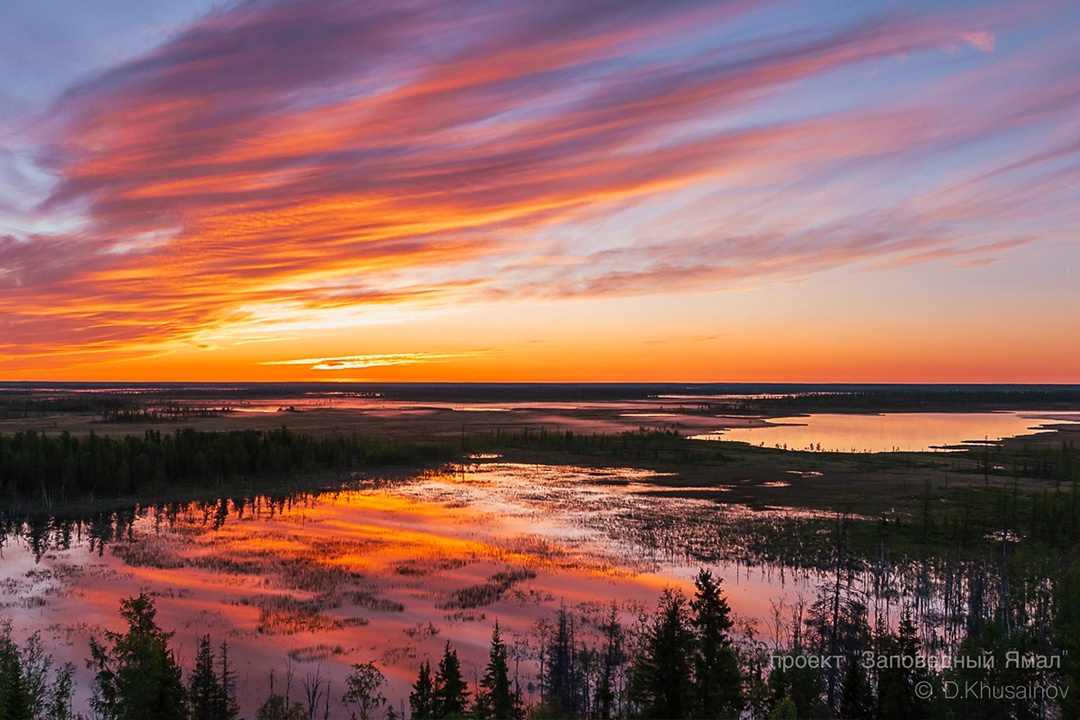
[
  {"xmin": 1, "ymin": 463, "xmax": 824, "ymax": 714},
  {"xmin": 693, "ymin": 411, "xmax": 1078, "ymax": 452}
]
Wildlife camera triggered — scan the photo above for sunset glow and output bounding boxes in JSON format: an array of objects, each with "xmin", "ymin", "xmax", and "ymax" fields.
[{"xmin": 2, "ymin": 0, "xmax": 1078, "ymax": 381}]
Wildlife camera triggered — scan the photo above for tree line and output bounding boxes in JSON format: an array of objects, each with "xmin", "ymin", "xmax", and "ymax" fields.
[
  {"xmin": 0, "ymin": 427, "xmax": 458, "ymax": 511},
  {"xmin": 0, "ymin": 426, "xmax": 716, "ymax": 514}
]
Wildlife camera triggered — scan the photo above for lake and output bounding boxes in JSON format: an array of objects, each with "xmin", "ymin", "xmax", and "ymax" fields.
[{"xmin": 691, "ymin": 411, "xmax": 1080, "ymax": 452}]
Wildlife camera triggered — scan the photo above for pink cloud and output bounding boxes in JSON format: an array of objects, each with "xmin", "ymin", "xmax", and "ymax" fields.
[
  {"xmin": 0, "ymin": 0, "xmax": 1075, "ymax": 365},
  {"xmin": 960, "ymin": 31, "xmax": 996, "ymax": 53}
]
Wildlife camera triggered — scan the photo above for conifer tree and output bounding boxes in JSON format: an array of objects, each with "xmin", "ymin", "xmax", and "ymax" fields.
[
  {"xmin": 875, "ymin": 614, "xmax": 928, "ymax": 720},
  {"xmin": 187, "ymin": 635, "xmax": 238, "ymax": 720},
  {"xmin": 594, "ymin": 604, "xmax": 625, "ymax": 720},
  {"xmin": 216, "ymin": 641, "xmax": 239, "ymax": 720},
  {"xmin": 543, "ymin": 603, "xmax": 581, "ymax": 717},
  {"xmin": 0, "ymin": 627, "xmax": 34, "ymax": 720},
  {"xmin": 88, "ymin": 594, "xmax": 187, "ymax": 720},
  {"xmin": 434, "ymin": 641, "xmax": 470, "ymax": 719},
  {"xmin": 838, "ymin": 655, "xmax": 875, "ymax": 720},
  {"xmin": 410, "ymin": 660, "xmax": 435, "ymax": 720},
  {"xmin": 189, "ymin": 635, "xmax": 222, "ymax": 720},
  {"xmin": 691, "ymin": 569, "xmax": 742, "ymax": 718},
  {"xmin": 628, "ymin": 588, "xmax": 694, "ymax": 719},
  {"xmin": 474, "ymin": 622, "xmax": 520, "ymax": 719}
]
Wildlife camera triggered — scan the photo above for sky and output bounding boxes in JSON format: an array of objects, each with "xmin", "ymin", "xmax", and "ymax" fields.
[{"xmin": 1, "ymin": 0, "xmax": 1077, "ymax": 383}]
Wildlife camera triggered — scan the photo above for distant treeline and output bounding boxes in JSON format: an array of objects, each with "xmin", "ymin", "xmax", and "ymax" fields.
[
  {"xmin": 0, "ymin": 394, "xmax": 139, "ymax": 419},
  {"xmin": 0, "ymin": 426, "xmax": 715, "ymax": 512},
  {"xmin": 694, "ymin": 388, "xmax": 1080, "ymax": 414},
  {"xmin": 100, "ymin": 403, "xmax": 231, "ymax": 423},
  {"xmin": 0, "ymin": 427, "xmax": 457, "ymax": 510},
  {"xmin": 0, "ymin": 395, "xmax": 230, "ymax": 423},
  {"xmin": 6, "ymin": 382, "xmax": 1080, "ymax": 411}
]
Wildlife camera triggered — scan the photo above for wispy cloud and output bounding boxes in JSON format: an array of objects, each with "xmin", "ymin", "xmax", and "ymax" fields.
[
  {"xmin": 960, "ymin": 31, "xmax": 996, "ymax": 53},
  {"xmin": 260, "ymin": 351, "xmax": 489, "ymax": 371},
  {"xmin": 0, "ymin": 0, "xmax": 1076, "ymax": 369}
]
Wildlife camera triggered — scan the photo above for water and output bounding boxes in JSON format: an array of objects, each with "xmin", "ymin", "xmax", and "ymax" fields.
[
  {"xmin": 0, "ymin": 462, "xmax": 830, "ymax": 715},
  {"xmin": 692, "ymin": 411, "xmax": 1080, "ymax": 453},
  {"xmin": 0, "ymin": 454, "xmax": 1047, "ymax": 715}
]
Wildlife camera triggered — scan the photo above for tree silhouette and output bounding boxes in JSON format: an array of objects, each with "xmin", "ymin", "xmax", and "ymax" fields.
[
  {"xmin": 628, "ymin": 587, "xmax": 694, "ymax": 719},
  {"xmin": 434, "ymin": 642, "xmax": 469, "ymax": 719},
  {"xmin": 474, "ymin": 622, "xmax": 521, "ymax": 719},
  {"xmin": 342, "ymin": 661, "xmax": 386, "ymax": 720},
  {"xmin": 87, "ymin": 594, "xmax": 186, "ymax": 720},
  {"xmin": 410, "ymin": 660, "xmax": 436, "ymax": 720},
  {"xmin": 691, "ymin": 569, "xmax": 742, "ymax": 718}
]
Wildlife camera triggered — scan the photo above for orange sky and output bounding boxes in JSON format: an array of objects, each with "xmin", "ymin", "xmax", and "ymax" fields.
[{"xmin": 1, "ymin": 0, "xmax": 1077, "ymax": 382}]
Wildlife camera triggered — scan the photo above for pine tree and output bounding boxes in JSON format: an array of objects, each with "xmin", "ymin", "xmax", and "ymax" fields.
[
  {"xmin": 474, "ymin": 622, "xmax": 520, "ymax": 719},
  {"xmin": 0, "ymin": 627, "xmax": 34, "ymax": 720},
  {"xmin": 691, "ymin": 569, "xmax": 742, "ymax": 718},
  {"xmin": 628, "ymin": 587, "xmax": 695, "ymax": 719},
  {"xmin": 875, "ymin": 614, "xmax": 928, "ymax": 720},
  {"xmin": 189, "ymin": 635, "xmax": 221, "ymax": 720},
  {"xmin": 216, "ymin": 641, "xmax": 239, "ymax": 720},
  {"xmin": 594, "ymin": 604, "xmax": 625, "ymax": 720},
  {"xmin": 88, "ymin": 594, "xmax": 187, "ymax": 720},
  {"xmin": 434, "ymin": 642, "xmax": 470, "ymax": 719},
  {"xmin": 838, "ymin": 655, "xmax": 875, "ymax": 720},
  {"xmin": 543, "ymin": 603, "xmax": 581, "ymax": 716},
  {"xmin": 410, "ymin": 661, "xmax": 435, "ymax": 720}
]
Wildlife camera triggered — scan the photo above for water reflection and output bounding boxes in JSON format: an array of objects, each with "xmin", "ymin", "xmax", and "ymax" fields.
[
  {"xmin": 691, "ymin": 411, "xmax": 1078, "ymax": 452},
  {"xmin": 0, "ymin": 462, "xmax": 1022, "ymax": 715}
]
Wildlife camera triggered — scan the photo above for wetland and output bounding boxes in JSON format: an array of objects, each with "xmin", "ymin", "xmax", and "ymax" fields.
[{"xmin": 1, "ymin": 382, "xmax": 1079, "ymax": 719}]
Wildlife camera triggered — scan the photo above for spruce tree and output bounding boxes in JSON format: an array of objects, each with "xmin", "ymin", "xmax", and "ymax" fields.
[
  {"xmin": 691, "ymin": 569, "xmax": 742, "ymax": 718},
  {"xmin": 216, "ymin": 641, "xmax": 239, "ymax": 720},
  {"xmin": 434, "ymin": 642, "xmax": 470, "ymax": 719},
  {"xmin": 189, "ymin": 635, "xmax": 221, "ymax": 720},
  {"xmin": 410, "ymin": 661, "xmax": 435, "ymax": 720},
  {"xmin": 88, "ymin": 594, "xmax": 187, "ymax": 720},
  {"xmin": 0, "ymin": 628, "xmax": 34, "ymax": 720},
  {"xmin": 874, "ymin": 614, "xmax": 929, "ymax": 720},
  {"xmin": 595, "ymin": 604, "xmax": 625, "ymax": 720},
  {"xmin": 474, "ymin": 622, "xmax": 520, "ymax": 719},
  {"xmin": 628, "ymin": 587, "xmax": 694, "ymax": 719},
  {"xmin": 543, "ymin": 603, "xmax": 580, "ymax": 716},
  {"xmin": 838, "ymin": 656, "xmax": 875, "ymax": 720}
]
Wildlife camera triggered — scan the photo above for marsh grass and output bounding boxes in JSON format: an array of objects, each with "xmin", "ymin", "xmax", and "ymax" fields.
[
  {"xmin": 436, "ymin": 568, "xmax": 537, "ymax": 610},
  {"xmin": 287, "ymin": 644, "xmax": 346, "ymax": 662},
  {"xmin": 242, "ymin": 594, "xmax": 370, "ymax": 636}
]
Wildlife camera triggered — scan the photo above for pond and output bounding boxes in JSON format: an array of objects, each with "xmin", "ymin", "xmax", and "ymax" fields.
[{"xmin": 691, "ymin": 411, "xmax": 1080, "ymax": 453}]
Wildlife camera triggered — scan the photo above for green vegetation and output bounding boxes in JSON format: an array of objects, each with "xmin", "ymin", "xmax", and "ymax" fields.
[
  {"xmin": 474, "ymin": 622, "xmax": 522, "ymax": 720},
  {"xmin": 187, "ymin": 636, "xmax": 239, "ymax": 720},
  {"xmin": 0, "ymin": 426, "xmax": 458, "ymax": 512},
  {"xmin": 342, "ymin": 662, "xmax": 387, "ymax": 720},
  {"xmin": 0, "ymin": 621, "xmax": 75, "ymax": 720},
  {"xmin": 87, "ymin": 594, "xmax": 187, "ymax": 720}
]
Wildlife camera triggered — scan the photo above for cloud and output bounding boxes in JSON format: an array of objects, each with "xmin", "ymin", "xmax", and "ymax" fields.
[
  {"xmin": 960, "ymin": 31, "xmax": 996, "ymax": 53},
  {"xmin": 0, "ymin": 0, "xmax": 1076, "ymax": 367},
  {"xmin": 260, "ymin": 351, "xmax": 489, "ymax": 370}
]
